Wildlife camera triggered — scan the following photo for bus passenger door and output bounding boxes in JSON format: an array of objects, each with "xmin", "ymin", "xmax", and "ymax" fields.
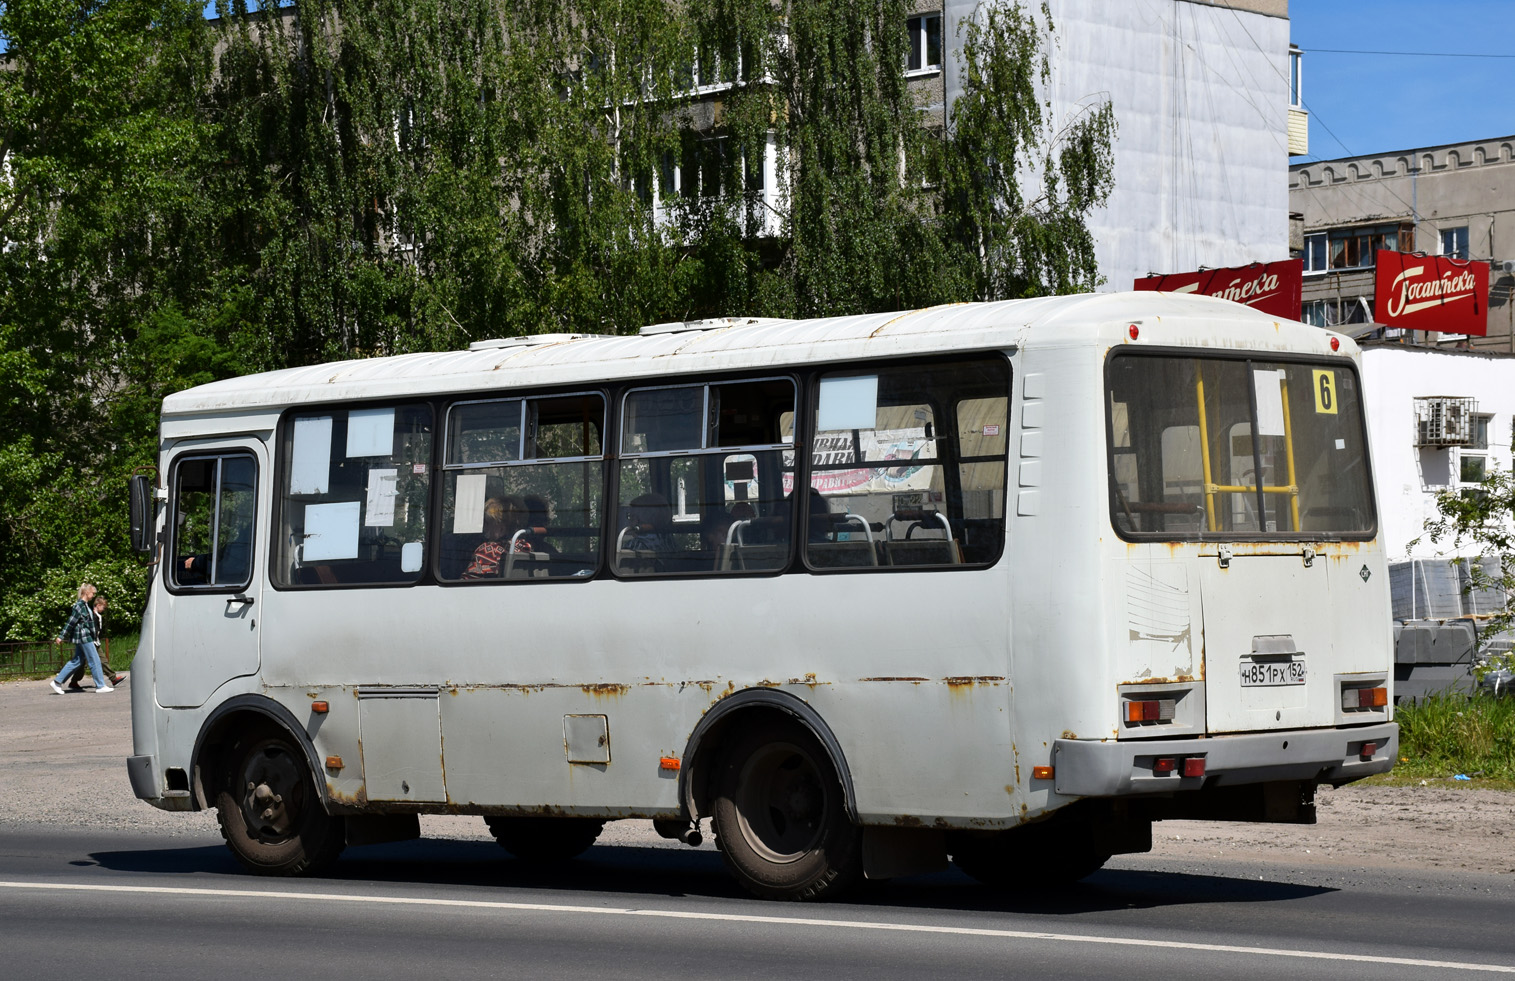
[{"xmin": 157, "ymin": 440, "xmax": 266, "ymax": 709}]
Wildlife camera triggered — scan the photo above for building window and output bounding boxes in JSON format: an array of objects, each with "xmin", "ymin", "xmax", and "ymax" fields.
[
  {"xmin": 906, "ymin": 14, "xmax": 942, "ymax": 74},
  {"xmin": 1289, "ymin": 46, "xmax": 1303, "ymax": 109},
  {"xmin": 1301, "ymin": 299, "xmax": 1332, "ymax": 327},
  {"xmin": 1441, "ymin": 226, "xmax": 1470, "ymax": 260},
  {"xmin": 1303, "ymin": 232, "xmax": 1327, "ymax": 273},
  {"xmin": 1327, "ymin": 224, "xmax": 1413, "ymax": 270},
  {"xmin": 1470, "ymin": 413, "xmax": 1491, "ymax": 450}
]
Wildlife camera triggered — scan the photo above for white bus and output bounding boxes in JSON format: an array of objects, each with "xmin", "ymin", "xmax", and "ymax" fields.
[{"xmin": 126, "ymin": 293, "xmax": 1396, "ymax": 900}]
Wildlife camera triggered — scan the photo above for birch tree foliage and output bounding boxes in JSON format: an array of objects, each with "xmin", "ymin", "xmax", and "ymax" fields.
[{"xmin": 0, "ymin": 0, "xmax": 1115, "ymax": 638}]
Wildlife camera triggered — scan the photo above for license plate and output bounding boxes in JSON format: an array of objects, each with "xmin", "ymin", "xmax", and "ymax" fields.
[{"xmin": 1240, "ymin": 659, "xmax": 1306, "ymax": 687}]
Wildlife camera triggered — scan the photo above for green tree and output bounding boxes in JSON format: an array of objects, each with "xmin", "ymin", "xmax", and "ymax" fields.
[
  {"xmin": 0, "ymin": 0, "xmax": 1115, "ymax": 639},
  {"xmin": 1420, "ymin": 469, "xmax": 1515, "ymax": 637}
]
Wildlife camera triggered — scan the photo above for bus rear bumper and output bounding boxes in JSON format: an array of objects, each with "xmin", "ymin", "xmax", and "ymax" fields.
[{"xmin": 1051, "ymin": 722, "xmax": 1398, "ymax": 798}]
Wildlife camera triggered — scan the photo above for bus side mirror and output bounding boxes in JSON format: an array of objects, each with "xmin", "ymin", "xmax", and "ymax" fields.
[{"xmin": 129, "ymin": 474, "xmax": 155, "ymax": 555}]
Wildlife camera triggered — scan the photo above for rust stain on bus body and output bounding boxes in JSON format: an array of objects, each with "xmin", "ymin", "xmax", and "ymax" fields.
[
  {"xmin": 580, "ymin": 683, "xmax": 630, "ymax": 698},
  {"xmin": 858, "ymin": 677, "xmax": 929, "ymax": 683},
  {"xmin": 1120, "ymin": 675, "xmax": 1196, "ymax": 686}
]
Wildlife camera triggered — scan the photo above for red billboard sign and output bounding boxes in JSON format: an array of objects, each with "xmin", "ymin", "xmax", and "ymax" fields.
[
  {"xmin": 1133, "ymin": 259, "xmax": 1302, "ymax": 320},
  {"xmin": 1373, "ymin": 251, "xmax": 1489, "ymax": 335}
]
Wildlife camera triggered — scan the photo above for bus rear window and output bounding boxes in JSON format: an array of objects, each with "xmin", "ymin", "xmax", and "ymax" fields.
[{"xmin": 1107, "ymin": 353, "xmax": 1374, "ymax": 539}]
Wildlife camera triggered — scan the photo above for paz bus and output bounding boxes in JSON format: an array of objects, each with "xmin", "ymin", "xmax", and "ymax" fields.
[{"xmin": 126, "ymin": 292, "xmax": 1396, "ymax": 900}]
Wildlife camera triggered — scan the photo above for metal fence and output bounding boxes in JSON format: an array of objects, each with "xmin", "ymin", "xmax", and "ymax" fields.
[
  {"xmin": 0, "ymin": 641, "xmax": 71, "ymax": 681},
  {"xmin": 0, "ymin": 640, "xmax": 123, "ymax": 681}
]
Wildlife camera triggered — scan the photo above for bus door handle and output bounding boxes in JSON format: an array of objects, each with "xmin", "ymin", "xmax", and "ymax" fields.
[{"xmin": 226, "ymin": 595, "xmax": 255, "ymax": 608}]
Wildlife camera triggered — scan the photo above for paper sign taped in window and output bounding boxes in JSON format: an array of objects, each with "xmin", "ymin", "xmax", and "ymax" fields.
[
  {"xmin": 1253, "ymin": 369, "xmax": 1286, "ymax": 438},
  {"xmin": 365, "ymin": 468, "xmax": 398, "ymax": 527},
  {"xmin": 817, "ymin": 375, "xmax": 879, "ymax": 432},
  {"xmin": 454, "ymin": 473, "xmax": 488, "ymax": 534},
  {"xmin": 290, "ymin": 416, "xmax": 333, "ymax": 495},
  {"xmin": 347, "ymin": 407, "xmax": 396, "ymax": 457},
  {"xmin": 302, "ymin": 501, "xmax": 361, "ymax": 561},
  {"xmin": 400, "ymin": 541, "xmax": 424, "ymax": 573}
]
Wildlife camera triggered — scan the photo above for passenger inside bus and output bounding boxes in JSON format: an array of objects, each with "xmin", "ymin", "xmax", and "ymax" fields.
[{"xmin": 462, "ymin": 497, "xmax": 531, "ymax": 579}]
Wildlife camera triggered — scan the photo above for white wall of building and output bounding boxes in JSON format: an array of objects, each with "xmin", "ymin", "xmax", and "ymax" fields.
[
  {"xmin": 1360, "ymin": 346, "xmax": 1515, "ymax": 562},
  {"xmin": 943, "ymin": 0, "xmax": 1291, "ymax": 292}
]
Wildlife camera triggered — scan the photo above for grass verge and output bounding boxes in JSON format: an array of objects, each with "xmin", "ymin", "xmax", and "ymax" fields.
[{"xmin": 1390, "ymin": 691, "xmax": 1515, "ymax": 783}]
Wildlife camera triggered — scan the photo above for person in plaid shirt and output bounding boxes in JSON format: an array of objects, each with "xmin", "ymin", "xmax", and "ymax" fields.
[{"xmin": 49, "ymin": 583, "xmax": 113, "ymax": 694}]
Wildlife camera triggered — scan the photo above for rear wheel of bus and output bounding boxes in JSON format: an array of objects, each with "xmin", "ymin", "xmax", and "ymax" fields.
[
  {"xmin": 214, "ymin": 725, "xmax": 345, "ymax": 876},
  {"xmin": 711, "ymin": 717, "xmax": 862, "ymax": 901}
]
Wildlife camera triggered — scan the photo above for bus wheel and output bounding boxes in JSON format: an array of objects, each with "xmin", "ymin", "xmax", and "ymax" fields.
[
  {"xmin": 950, "ymin": 823, "xmax": 1110, "ymax": 888},
  {"xmin": 711, "ymin": 719, "xmax": 862, "ymax": 901},
  {"xmin": 215, "ymin": 729, "xmax": 345, "ymax": 876},
  {"xmin": 485, "ymin": 817, "xmax": 604, "ymax": 863}
]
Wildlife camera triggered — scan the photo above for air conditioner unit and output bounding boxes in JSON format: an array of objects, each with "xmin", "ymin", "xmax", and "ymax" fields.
[{"xmin": 1414, "ymin": 396, "xmax": 1476, "ymax": 447}]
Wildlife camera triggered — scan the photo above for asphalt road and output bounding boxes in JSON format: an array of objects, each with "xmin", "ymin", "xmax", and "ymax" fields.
[{"xmin": 3, "ymin": 824, "xmax": 1514, "ymax": 980}]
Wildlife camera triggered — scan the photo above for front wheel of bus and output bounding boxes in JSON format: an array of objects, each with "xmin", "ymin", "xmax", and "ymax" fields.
[
  {"xmin": 215, "ymin": 728, "xmax": 345, "ymax": 876},
  {"xmin": 711, "ymin": 719, "xmax": 862, "ymax": 901}
]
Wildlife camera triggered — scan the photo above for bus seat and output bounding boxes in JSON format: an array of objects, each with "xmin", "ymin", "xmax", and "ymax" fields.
[
  {"xmin": 721, "ymin": 543, "xmax": 788, "ymax": 571},
  {"xmin": 807, "ymin": 540, "xmax": 879, "ymax": 568},
  {"xmin": 882, "ymin": 539, "xmax": 962, "ymax": 567},
  {"xmin": 506, "ymin": 551, "xmax": 551, "ymax": 578}
]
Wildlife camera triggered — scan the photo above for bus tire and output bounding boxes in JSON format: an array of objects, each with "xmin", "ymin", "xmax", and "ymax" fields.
[
  {"xmin": 711, "ymin": 718, "xmax": 862, "ymax": 901},
  {"xmin": 949, "ymin": 823, "xmax": 1110, "ymax": 888},
  {"xmin": 214, "ymin": 728, "xmax": 345, "ymax": 876},
  {"xmin": 485, "ymin": 817, "xmax": 604, "ymax": 863}
]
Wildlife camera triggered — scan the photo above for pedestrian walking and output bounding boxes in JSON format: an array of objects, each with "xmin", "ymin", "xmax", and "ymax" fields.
[
  {"xmin": 67, "ymin": 594, "xmax": 124, "ymax": 689},
  {"xmin": 49, "ymin": 583, "xmax": 113, "ymax": 694}
]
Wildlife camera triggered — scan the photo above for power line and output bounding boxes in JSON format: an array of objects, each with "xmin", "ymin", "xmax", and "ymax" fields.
[{"xmin": 1308, "ymin": 48, "xmax": 1515, "ymax": 59}]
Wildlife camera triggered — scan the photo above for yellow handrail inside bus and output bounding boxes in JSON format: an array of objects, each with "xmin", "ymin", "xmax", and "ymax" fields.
[
  {"xmin": 1195, "ymin": 370, "xmax": 1217, "ymax": 532},
  {"xmin": 1196, "ymin": 367, "xmax": 1301, "ymax": 533},
  {"xmin": 1279, "ymin": 374, "xmax": 1301, "ymax": 532}
]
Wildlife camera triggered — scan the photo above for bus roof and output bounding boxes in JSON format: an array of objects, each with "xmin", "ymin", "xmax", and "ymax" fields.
[{"xmin": 161, "ymin": 292, "xmax": 1348, "ymax": 419}]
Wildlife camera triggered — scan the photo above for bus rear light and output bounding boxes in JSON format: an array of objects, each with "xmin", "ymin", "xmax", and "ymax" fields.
[
  {"xmin": 1128, "ymin": 324, "xmax": 1140, "ymax": 340},
  {"xmin": 1032, "ymin": 765, "xmax": 1054, "ymax": 780},
  {"xmin": 1330, "ymin": 336, "xmax": 1341, "ymax": 351},
  {"xmin": 1125, "ymin": 698, "xmax": 1176, "ymax": 724},
  {"xmin": 1342, "ymin": 687, "xmax": 1387, "ymax": 710},
  {"xmin": 1181, "ymin": 757, "xmax": 1206, "ymax": 778},
  {"xmin": 1152, "ymin": 757, "xmax": 1176, "ymax": 774}
]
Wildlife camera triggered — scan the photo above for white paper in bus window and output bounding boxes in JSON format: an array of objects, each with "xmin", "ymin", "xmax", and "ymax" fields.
[
  {"xmin": 346, "ymin": 407, "xmax": 395, "ymax": 457},
  {"xmin": 302, "ymin": 501, "xmax": 360, "ymax": 561},
  {"xmin": 290, "ymin": 416, "xmax": 333, "ymax": 495},
  {"xmin": 400, "ymin": 541, "xmax": 423, "ymax": 573},
  {"xmin": 1253, "ymin": 369, "xmax": 1286, "ymax": 437},
  {"xmin": 818, "ymin": 375, "xmax": 878, "ymax": 432},
  {"xmin": 453, "ymin": 473, "xmax": 488, "ymax": 534},
  {"xmin": 365, "ymin": 468, "xmax": 397, "ymax": 527}
]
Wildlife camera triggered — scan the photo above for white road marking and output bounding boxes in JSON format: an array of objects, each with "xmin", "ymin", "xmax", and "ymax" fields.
[{"xmin": 2, "ymin": 879, "xmax": 1511, "ymax": 974}]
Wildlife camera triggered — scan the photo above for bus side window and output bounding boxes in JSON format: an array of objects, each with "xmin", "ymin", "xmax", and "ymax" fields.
[
  {"xmin": 439, "ymin": 392, "xmax": 605, "ymax": 582},
  {"xmin": 273, "ymin": 404, "xmax": 433, "ymax": 587},
  {"xmin": 805, "ymin": 357, "xmax": 1009, "ymax": 571},
  {"xmin": 617, "ymin": 378, "xmax": 795, "ymax": 577},
  {"xmin": 170, "ymin": 453, "xmax": 257, "ymax": 589}
]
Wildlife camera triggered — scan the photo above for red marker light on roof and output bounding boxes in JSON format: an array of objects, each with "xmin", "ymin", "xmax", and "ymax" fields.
[
  {"xmin": 1128, "ymin": 324, "xmax": 1140, "ymax": 340},
  {"xmin": 1330, "ymin": 336, "xmax": 1341, "ymax": 351}
]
